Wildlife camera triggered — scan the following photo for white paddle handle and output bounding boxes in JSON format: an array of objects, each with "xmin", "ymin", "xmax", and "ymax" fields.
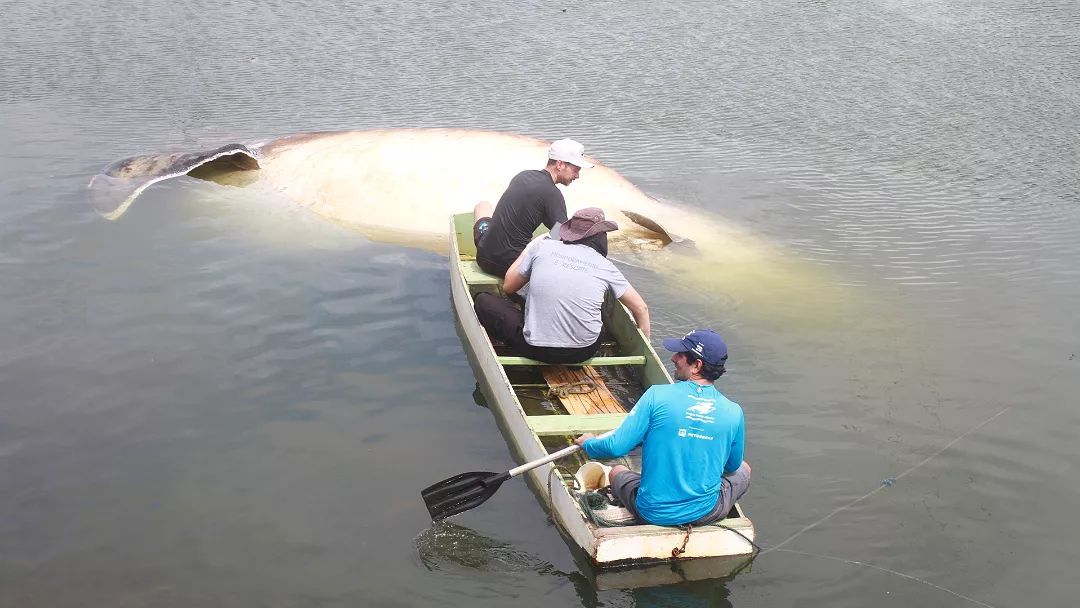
[{"xmin": 507, "ymin": 431, "xmax": 614, "ymax": 478}]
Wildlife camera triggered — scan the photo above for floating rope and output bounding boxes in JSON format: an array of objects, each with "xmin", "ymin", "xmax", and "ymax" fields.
[{"xmin": 546, "ymin": 380, "xmax": 596, "ymax": 399}]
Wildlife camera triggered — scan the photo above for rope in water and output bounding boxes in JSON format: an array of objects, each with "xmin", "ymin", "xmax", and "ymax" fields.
[
  {"xmin": 763, "ymin": 547, "xmax": 997, "ymax": 608},
  {"xmin": 765, "ymin": 404, "xmax": 1013, "ymax": 554},
  {"xmin": 750, "ymin": 403, "xmax": 1020, "ymax": 608}
]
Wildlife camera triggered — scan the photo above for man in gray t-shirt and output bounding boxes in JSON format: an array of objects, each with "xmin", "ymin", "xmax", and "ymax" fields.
[{"xmin": 474, "ymin": 208, "xmax": 650, "ymax": 364}]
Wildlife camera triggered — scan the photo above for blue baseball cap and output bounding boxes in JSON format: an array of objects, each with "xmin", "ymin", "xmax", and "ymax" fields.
[{"xmin": 662, "ymin": 329, "xmax": 728, "ymax": 365}]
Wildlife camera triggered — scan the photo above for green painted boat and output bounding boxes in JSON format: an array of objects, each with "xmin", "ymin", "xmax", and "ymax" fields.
[{"xmin": 448, "ymin": 212, "xmax": 755, "ymax": 568}]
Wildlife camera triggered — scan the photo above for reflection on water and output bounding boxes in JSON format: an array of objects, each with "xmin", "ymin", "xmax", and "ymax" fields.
[
  {"xmin": 416, "ymin": 521, "xmax": 565, "ymax": 574},
  {"xmin": 471, "ymin": 382, "xmax": 489, "ymax": 409},
  {"xmin": 416, "ymin": 522, "xmax": 602, "ymax": 607},
  {"xmin": 2, "ymin": 0, "xmax": 1079, "ymax": 606},
  {"xmin": 415, "ymin": 520, "xmax": 752, "ymax": 603}
]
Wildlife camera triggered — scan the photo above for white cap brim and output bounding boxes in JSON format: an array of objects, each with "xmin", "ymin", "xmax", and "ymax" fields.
[{"xmin": 549, "ymin": 154, "xmax": 594, "ymax": 169}]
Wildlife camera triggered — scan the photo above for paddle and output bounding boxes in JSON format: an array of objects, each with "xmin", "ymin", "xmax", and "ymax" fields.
[{"xmin": 422, "ymin": 436, "xmax": 608, "ymax": 521}]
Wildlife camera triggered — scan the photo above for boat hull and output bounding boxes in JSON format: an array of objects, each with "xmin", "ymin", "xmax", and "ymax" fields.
[{"xmin": 447, "ymin": 214, "xmax": 755, "ymax": 568}]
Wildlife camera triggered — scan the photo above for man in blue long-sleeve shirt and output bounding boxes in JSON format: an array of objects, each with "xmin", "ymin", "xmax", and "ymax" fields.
[{"xmin": 575, "ymin": 329, "xmax": 751, "ymax": 526}]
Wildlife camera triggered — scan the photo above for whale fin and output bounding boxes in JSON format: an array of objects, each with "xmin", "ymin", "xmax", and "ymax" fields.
[
  {"xmin": 88, "ymin": 143, "xmax": 260, "ymax": 220},
  {"xmin": 621, "ymin": 209, "xmax": 693, "ymax": 248}
]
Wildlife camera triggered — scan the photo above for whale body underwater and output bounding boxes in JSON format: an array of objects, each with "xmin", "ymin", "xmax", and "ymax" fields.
[
  {"xmin": 88, "ymin": 128, "xmax": 853, "ymax": 323},
  {"xmin": 90, "ymin": 129, "xmax": 691, "ymax": 248}
]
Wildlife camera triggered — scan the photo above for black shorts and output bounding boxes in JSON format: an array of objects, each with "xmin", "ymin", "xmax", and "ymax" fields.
[
  {"xmin": 473, "ymin": 293, "xmax": 601, "ymax": 364},
  {"xmin": 473, "ymin": 217, "xmax": 491, "ymax": 247},
  {"xmin": 472, "ymin": 217, "xmax": 513, "ymax": 277}
]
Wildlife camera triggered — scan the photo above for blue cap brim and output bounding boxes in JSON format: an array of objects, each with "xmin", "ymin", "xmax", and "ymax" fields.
[{"xmin": 662, "ymin": 338, "xmax": 688, "ymax": 353}]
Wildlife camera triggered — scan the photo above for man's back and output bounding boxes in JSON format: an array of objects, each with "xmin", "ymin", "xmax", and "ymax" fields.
[
  {"xmin": 518, "ymin": 238, "xmax": 629, "ymax": 348},
  {"xmin": 587, "ymin": 381, "xmax": 745, "ymax": 525},
  {"xmin": 477, "ymin": 170, "xmax": 566, "ymax": 274}
]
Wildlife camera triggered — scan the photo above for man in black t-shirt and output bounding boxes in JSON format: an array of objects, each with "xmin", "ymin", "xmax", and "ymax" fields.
[{"xmin": 472, "ymin": 138, "xmax": 595, "ymax": 278}]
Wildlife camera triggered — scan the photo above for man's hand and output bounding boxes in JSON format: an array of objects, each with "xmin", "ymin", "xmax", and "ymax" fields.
[{"xmin": 574, "ymin": 433, "xmax": 597, "ymax": 447}]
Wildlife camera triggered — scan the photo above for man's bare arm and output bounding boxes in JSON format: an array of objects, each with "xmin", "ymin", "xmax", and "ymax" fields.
[
  {"xmin": 502, "ymin": 251, "xmax": 528, "ymax": 295},
  {"xmin": 618, "ymin": 286, "xmax": 650, "ymax": 339}
]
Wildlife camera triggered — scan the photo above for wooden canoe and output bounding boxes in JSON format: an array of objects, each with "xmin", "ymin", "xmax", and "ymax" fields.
[{"xmin": 448, "ymin": 212, "xmax": 755, "ymax": 568}]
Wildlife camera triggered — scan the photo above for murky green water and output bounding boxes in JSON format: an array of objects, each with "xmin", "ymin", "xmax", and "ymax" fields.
[{"xmin": 2, "ymin": 0, "xmax": 1077, "ymax": 606}]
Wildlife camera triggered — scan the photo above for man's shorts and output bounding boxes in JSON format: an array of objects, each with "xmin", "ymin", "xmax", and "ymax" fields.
[
  {"xmin": 609, "ymin": 461, "xmax": 752, "ymax": 526},
  {"xmin": 472, "ymin": 217, "xmax": 514, "ymax": 277},
  {"xmin": 473, "ymin": 217, "xmax": 491, "ymax": 246}
]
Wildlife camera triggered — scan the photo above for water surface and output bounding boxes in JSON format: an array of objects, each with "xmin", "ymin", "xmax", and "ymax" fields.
[{"xmin": 2, "ymin": 0, "xmax": 1077, "ymax": 606}]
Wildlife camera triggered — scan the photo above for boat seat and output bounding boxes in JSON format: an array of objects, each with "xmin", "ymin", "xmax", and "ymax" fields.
[
  {"xmin": 527, "ymin": 413, "xmax": 627, "ymax": 436},
  {"xmin": 460, "ymin": 260, "xmax": 501, "ymax": 285},
  {"xmin": 542, "ymin": 365, "xmax": 626, "ymax": 415},
  {"xmin": 496, "ymin": 355, "xmax": 645, "ymax": 366}
]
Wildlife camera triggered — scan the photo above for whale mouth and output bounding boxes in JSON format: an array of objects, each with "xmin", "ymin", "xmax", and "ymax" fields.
[{"xmin": 88, "ymin": 144, "xmax": 260, "ymax": 219}]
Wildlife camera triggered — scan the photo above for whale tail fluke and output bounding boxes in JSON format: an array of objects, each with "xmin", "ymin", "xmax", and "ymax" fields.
[{"xmin": 621, "ymin": 209, "xmax": 694, "ymax": 249}]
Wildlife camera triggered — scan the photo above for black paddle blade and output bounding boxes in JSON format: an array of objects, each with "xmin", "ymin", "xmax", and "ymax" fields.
[{"xmin": 421, "ymin": 471, "xmax": 511, "ymax": 521}]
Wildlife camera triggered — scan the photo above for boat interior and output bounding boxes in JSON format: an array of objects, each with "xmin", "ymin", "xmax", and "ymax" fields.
[{"xmin": 452, "ymin": 214, "xmax": 747, "ymax": 525}]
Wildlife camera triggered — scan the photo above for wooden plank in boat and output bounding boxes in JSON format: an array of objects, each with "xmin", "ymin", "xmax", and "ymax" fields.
[
  {"xmin": 460, "ymin": 260, "xmax": 500, "ymax": 285},
  {"xmin": 542, "ymin": 365, "xmax": 626, "ymax": 415},
  {"xmin": 527, "ymin": 413, "xmax": 627, "ymax": 435},
  {"xmin": 498, "ymin": 355, "xmax": 645, "ymax": 366}
]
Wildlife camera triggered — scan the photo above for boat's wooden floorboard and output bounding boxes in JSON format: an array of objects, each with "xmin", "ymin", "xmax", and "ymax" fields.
[{"xmin": 542, "ymin": 365, "xmax": 626, "ymax": 415}]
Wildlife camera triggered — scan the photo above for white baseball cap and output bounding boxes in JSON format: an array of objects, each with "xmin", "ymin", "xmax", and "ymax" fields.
[{"xmin": 548, "ymin": 138, "xmax": 595, "ymax": 169}]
